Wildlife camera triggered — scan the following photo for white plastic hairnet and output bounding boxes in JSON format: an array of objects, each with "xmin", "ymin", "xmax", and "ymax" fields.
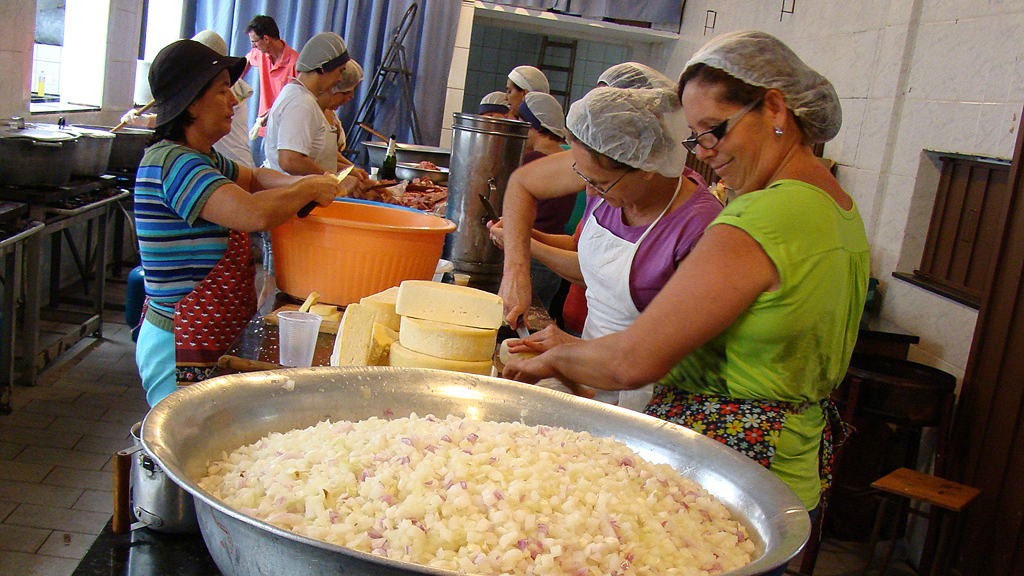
[
  {"xmin": 191, "ymin": 30, "xmax": 227, "ymax": 56},
  {"xmin": 297, "ymin": 32, "xmax": 348, "ymax": 73},
  {"xmin": 480, "ymin": 91, "xmax": 508, "ymax": 107},
  {"xmin": 566, "ymin": 86, "xmax": 687, "ymax": 177},
  {"xmin": 508, "ymin": 66, "xmax": 549, "ymax": 94},
  {"xmin": 598, "ymin": 62, "xmax": 675, "ymax": 91},
  {"xmin": 519, "ymin": 92, "xmax": 565, "ymax": 139},
  {"xmin": 333, "ymin": 60, "xmax": 363, "ymax": 93},
  {"xmin": 683, "ymin": 30, "xmax": 842, "ymax": 143}
]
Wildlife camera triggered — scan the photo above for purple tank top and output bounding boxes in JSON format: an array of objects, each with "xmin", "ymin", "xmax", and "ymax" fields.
[{"xmin": 581, "ymin": 168, "xmax": 722, "ymax": 311}]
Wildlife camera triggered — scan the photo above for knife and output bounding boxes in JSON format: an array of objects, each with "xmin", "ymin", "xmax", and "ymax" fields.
[
  {"xmin": 478, "ymin": 193, "xmax": 500, "ymax": 225},
  {"xmin": 299, "ymin": 165, "xmax": 355, "ymax": 217},
  {"xmin": 515, "ymin": 315, "xmax": 530, "ymax": 340}
]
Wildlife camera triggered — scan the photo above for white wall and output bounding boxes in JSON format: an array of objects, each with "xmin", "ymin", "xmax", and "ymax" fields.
[
  {"xmin": 0, "ymin": 0, "xmax": 145, "ymax": 126},
  {"xmin": 653, "ymin": 0, "xmax": 1024, "ymax": 382}
]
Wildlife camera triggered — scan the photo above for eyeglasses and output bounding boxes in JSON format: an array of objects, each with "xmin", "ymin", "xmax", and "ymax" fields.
[
  {"xmin": 571, "ymin": 162, "xmax": 631, "ymax": 196},
  {"xmin": 682, "ymin": 96, "xmax": 763, "ymax": 154}
]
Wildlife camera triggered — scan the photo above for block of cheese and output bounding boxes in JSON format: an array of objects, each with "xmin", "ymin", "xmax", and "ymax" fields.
[
  {"xmin": 358, "ymin": 286, "xmax": 400, "ymax": 331},
  {"xmin": 309, "ymin": 304, "xmax": 338, "ymax": 317},
  {"xmin": 498, "ymin": 339, "xmax": 540, "ymax": 365},
  {"xmin": 395, "ymin": 280, "xmax": 504, "ymax": 329},
  {"xmin": 368, "ymin": 322, "xmax": 399, "ymax": 366},
  {"xmin": 399, "ymin": 316, "xmax": 497, "ymax": 362},
  {"xmin": 336, "ymin": 303, "xmax": 378, "ymax": 366},
  {"xmin": 388, "ymin": 342, "xmax": 492, "ymax": 375}
]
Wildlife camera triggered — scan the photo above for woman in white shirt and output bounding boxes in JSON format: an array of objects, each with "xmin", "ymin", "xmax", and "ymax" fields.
[{"xmin": 263, "ymin": 32, "xmax": 350, "ymax": 175}]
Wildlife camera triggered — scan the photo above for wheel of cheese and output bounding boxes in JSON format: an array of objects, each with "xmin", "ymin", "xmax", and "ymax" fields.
[
  {"xmin": 498, "ymin": 339, "xmax": 539, "ymax": 365},
  {"xmin": 388, "ymin": 342, "xmax": 493, "ymax": 375},
  {"xmin": 395, "ymin": 280, "xmax": 503, "ymax": 329},
  {"xmin": 399, "ymin": 316, "xmax": 497, "ymax": 362},
  {"xmin": 359, "ymin": 286, "xmax": 401, "ymax": 331}
]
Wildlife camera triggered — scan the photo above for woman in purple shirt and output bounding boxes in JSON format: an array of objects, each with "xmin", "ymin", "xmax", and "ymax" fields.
[{"xmin": 496, "ymin": 86, "xmax": 722, "ymax": 407}]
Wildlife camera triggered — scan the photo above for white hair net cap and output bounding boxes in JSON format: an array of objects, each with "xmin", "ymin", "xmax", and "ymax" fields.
[
  {"xmin": 478, "ymin": 91, "xmax": 509, "ymax": 114},
  {"xmin": 297, "ymin": 32, "xmax": 348, "ymax": 73},
  {"xmin": 519, "ymin": 92, "xmax": 565, "ymax": 139},
  {"xmin": 508, "ymin": 66, "xmax": 549, "ymax": 94},
  {"xmin": 191, "ymin": 30, "xmax": 227, "ymax": 56},
  {"xmin": 333, "ymin": 60, "xmax": 363, "ymax": 93},
  {"xmin": 566, "ymin": 86, "xmax": 687, "ymax": 177},
  {"xmin": 683, "ymin": 30, "xmax": 842, "ymax": 143},
  {"xmin": 598, "ymin": 62, "xmax": 675, "ymax": 91}
]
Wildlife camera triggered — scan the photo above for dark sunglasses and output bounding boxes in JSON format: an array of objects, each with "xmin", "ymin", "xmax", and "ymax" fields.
[{"xmin": 682, "ymin": 96, "xmax": 763, "ymax": 154}]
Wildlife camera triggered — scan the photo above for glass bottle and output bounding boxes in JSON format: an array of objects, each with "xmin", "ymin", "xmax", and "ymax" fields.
[{"xmin": 379, "ymin": 135, "xmax": 398, "ymax": 181}]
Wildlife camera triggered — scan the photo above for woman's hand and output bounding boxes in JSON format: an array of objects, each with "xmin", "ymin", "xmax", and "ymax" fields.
[
  {"xmin": 298, "ymin": 174, "xmax": 347, "ymax": 207},
  {"xmin": 497, "ymin": 266, "xmax": 532, "ymax": 328},
  {"xmin": 507, "ymin": 324, "xmax": 579, "ymax": 354},
  {"xmin": 487, "ymin": 217, "xmax": 506, "ymax": 249},
  {"xmin": 502, "ymin": 345, "xmax": 595, "ymax": 399}
]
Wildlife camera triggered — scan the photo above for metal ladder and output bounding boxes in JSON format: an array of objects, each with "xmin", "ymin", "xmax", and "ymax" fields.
[
  {"xmin": 346, "ymin": 3, "xmax": 423, "ymax": 151},
  {"xmin": 536, "ymin": 36, "xmax": 577, "ymax": 109}
]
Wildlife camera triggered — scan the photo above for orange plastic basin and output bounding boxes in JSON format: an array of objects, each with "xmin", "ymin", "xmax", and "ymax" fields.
[{"xmin": 270, "ymin": 201, "xmax": 456, "ymax": 305}]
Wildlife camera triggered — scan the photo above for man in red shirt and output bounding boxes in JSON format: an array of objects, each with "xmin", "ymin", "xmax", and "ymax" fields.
[{"xmin": 244, "ymin": 14, "xmax": 298, "ymax": 166}]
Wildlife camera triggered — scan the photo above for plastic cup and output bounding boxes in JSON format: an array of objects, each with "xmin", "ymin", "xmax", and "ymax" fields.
[{"xmin": 277, "ymin": 311, "xmax": 322, "ymax": 367}]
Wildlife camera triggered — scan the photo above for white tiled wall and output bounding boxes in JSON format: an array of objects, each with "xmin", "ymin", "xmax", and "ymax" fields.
[
  {"xmin": 0, "ymin": 0, "xmax": 144, "ymax": 126},
  {"xmin": 461, "ymin": 23, "xmax": 629, "ymax": 115},
  {"xmin": 31, "ymin": 43, "xmax": 62, "ymax": 96}
]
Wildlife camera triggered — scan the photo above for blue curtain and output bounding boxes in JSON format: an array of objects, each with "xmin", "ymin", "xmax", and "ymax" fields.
[{"xmin": 184, "ymin": 0, "xmax": 461, "ymax": 147}]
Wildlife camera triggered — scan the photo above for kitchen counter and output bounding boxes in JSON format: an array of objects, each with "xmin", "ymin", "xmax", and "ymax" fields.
[{"xmin": 73, "ymin": 287, "xmax": 554, "ymax": 576}]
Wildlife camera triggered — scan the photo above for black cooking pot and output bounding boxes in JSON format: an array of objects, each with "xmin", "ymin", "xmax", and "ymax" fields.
[
  {"xmin": 0, "ymin": 123, "xmax": 78, "ymax": 187},
  {"xmin": 77, "ymin": 124, "xmax": 153, "ymax": 172}
]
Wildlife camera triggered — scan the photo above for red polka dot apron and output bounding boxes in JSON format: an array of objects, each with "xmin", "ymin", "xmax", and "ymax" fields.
[{"xmin": 173, "ymin": 230, "xmax": 257, "ymax": 384}]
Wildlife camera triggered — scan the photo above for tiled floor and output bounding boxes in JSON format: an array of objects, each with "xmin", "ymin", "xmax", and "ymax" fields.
[
  {"xmin": 0, "ymin": 307, "xmax": 922, "ymax": 576},
  {"xmin": 1, "ymin": 312, "xmax": 149, "ymax": 576}
]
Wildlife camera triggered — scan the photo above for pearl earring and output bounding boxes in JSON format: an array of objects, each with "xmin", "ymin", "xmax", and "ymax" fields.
[{"xmin": 774, "ymin": 127, "xmax": 783, "ymax": 137}]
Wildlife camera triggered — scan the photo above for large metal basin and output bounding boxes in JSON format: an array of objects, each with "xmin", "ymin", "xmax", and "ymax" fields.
[{"xmin": 143, "ymin": 367, "xmax": 809, "ymax": 576}]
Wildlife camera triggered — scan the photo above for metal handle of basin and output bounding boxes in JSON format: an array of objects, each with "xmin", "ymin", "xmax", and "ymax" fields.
[{"xmin": 29, "ymin": 141, "xmax": 64, "ymax": 148}]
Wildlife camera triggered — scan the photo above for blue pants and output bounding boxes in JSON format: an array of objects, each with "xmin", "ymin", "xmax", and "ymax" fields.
[
  {"xmin": 135, "ymin": 319, "xmax": 175, "ymax": 407},
  {"xmin": 250, "ymin": 135, "xmax": 265, "ymax": 168}
]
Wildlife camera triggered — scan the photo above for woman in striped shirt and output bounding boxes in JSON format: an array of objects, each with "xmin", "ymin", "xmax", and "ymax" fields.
[{"xmin": 134, "ymin": 39, "xmax": 365, "ymax": 406}]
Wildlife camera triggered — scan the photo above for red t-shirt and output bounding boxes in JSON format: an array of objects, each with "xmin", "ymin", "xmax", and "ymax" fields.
[{"xmin": 246, "ymin": 44, "xmax": 299, "ymax": 136}]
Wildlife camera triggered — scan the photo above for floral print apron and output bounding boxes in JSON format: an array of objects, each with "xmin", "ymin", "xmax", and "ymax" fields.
[{"xmin": 644, "ymin": 385, "xmax": 848, "ymax": 489}]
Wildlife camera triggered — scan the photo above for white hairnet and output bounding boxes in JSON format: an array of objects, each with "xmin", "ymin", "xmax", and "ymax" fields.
[
  {"xmin": 519, "ymin": 92, "xmax": 565, "ymax": 139},
  {"xmin": 297, "ymin": 32, "xmax": 348, "ymax": 73},
  {"xmin": 508, "ymin": 66, "xmax": 549, "ymax": 94},
  {"xmin": 683, "ymin": 30, "xmax": 841, "ymax": 143},
  {"xmin": 191, "ymin": 30, "xmax": 227, "ymax": 56},
  {"xmin": 333, "ymin": 60, "xmax": 363, "ymax": 93},
  {"xmin": 478, "ymin": 91, "xmax": 509, "ymax": 114},
  {"xmin": 566, "ymin": 86, "xmax": 687, "ymax": 177},
  {"xmin": 598, "ymin": 62, "xmax": 675, "ymax": 91}
]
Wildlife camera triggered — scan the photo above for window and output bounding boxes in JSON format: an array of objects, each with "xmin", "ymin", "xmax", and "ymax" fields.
[
  {"xmin": 30, "ymin": 0, "xmax": 110, "ymax": 113},
  {"xmin": 896, "ymin": 153, "xmax": 1011, "ymax": 308}
]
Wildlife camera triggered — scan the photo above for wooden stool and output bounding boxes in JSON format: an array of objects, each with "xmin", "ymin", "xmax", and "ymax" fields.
[{"xmin": 859, "ymin": 468, "xmax": 980, "ymax": 576}]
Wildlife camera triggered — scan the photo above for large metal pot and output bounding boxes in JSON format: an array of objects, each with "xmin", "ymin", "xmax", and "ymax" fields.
[
  {"xmin": 129, "ymin": 422, "xmax": 199, "ymax": 533},
  {"xmin": 443, "ymin": 113, "xmax": 530, "ymax": 289},
  {"xmin": 63, "ymin": 125, "xmax": 115, "ymax": 177},
  {"xmin": 142, "ymin": 367, "xmax": 809, "ymax": 576},
  {"xmin": 76, "ymin": 124, "xmax": 153, "ymax": 172},
  {"xmin": 0, "ymin": 122, "xmax": 78, "ymax": 187}
]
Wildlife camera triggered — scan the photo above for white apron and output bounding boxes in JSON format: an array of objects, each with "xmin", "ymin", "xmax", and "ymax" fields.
[{"xmin": 577, "ymin": 177, "xmax": 682, "ymax": 407}]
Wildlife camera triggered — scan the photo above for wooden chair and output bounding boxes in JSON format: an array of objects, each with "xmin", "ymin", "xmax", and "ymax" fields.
[{"xmin": 858, "ymin": 468, "xmax": 980, "ymax": 576}]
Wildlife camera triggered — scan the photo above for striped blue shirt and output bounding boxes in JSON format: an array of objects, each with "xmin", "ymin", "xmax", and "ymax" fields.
[{"xmin": 135, "ymin": 140, "xmax": 239, "ymax": 327}]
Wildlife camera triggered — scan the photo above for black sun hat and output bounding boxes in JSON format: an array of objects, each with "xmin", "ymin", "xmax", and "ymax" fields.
[{"xmin": 149, "ymin": 39, "xmax": 247, "ymax": 128}]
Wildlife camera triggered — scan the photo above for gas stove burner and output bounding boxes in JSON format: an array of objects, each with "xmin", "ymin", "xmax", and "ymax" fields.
[
  {"xmin": 0, "ymin": 175, "xmax": 119, "ymax": 205},
  {"xmin": 47, "ymin": 186, "xmax": 126, "ymax": 211}
]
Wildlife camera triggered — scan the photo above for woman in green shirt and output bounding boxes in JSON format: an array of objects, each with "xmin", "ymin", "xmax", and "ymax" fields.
[{"xmin": 503, "ymin": 30, "xmax": 869, "ymax": 520}]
